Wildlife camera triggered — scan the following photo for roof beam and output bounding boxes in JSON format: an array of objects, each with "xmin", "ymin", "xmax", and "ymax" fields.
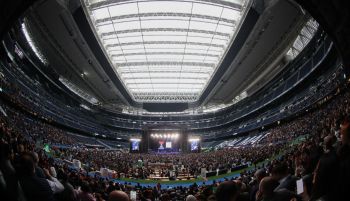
[
  {"xmin": 89, "ymin": 0, "xmax": 242, "ymax": 10},
  {"xmin": 95, "ymin": 12, "xmax": 236, "ymax": 25},
  {"xmin": 105, "ymin": 41, "xmax": 226, "ymax": 49},
  {"xmin": 111, "ymin": 51, "xmax": 220, "ymax": 58},
  {"xmin": 119, "ymin": 71, "xmax": 211, "ymax": 75},
  {"xmin": 121, "ymin": 76, "xmax": 208, "ymax": 80},
  {"xmin": 126, "ymin": 82, "xmax": 205, "ymax": 85},
  {"xmin": 115, "ymin": 61, "xmax": 215, "ymax": 67},
  {"xmin": 100, "ymin": 28, "xmax": 231, "ymax": 37}
]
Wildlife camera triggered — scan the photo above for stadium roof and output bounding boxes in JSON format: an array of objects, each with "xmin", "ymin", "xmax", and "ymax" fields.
[{"xmin": 82, "ymin": 0, "xmax": 251, "ymax": 103}]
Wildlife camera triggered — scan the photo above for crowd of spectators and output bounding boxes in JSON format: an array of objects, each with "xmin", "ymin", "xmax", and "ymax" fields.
[
  {"xmin": 259, "ymin": 116, "xmax": 311, "ymax": 144},
  {"xmin": 0, "ymin": 98, "xmax": 285, "ymax": 180},
  {"xmin": 0, "ymin": 83, "xmax": 349, "ymax": 201},
  {"xmin": 1, "ymin": 60, "xmax": 350, "ymax": 200},
  {"xmin": 59, "ymin": 143, "xmax": 284, "ymax": 180}
]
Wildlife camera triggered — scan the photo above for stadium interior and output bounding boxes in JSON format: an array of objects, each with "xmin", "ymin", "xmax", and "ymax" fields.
[{"xmin": 1, "ymin": 0, "xmax": 350, "ymax": 201}]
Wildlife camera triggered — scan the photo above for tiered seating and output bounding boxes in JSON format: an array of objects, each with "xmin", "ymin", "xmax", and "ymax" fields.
[{"xmin": 214, "ymin": 132, "xmax": 269, "ymax": 149}]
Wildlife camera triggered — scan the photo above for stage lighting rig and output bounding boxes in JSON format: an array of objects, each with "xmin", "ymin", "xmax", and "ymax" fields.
[{"xmin": 150, "ymin": 133, "xmax": 180, "ymax": 139}]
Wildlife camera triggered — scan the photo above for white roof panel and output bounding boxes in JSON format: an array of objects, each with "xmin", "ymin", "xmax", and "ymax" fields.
[{"xmin": 83, "ymin": 0, "xmax": 250, "ymax": 102}]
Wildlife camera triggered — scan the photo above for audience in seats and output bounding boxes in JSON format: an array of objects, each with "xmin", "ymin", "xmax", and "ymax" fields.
[
  {"xmin": 256, "ymin": 177, "xmax": 296, "ymax": 201},
  {"xmin": 1, "ymin": 59, "xmax": 350, "ymax": 200},
  {"xmin": 271, "ymin": 163, "xmax": 297, "ymax": 192}
]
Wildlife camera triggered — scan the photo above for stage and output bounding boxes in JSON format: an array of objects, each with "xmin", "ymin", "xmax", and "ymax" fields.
[{"xmin": 129, "ymin": 125, "xmax": 201, "ymax": 154}]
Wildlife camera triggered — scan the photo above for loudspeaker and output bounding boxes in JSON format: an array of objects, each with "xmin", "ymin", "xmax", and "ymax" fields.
[
  {"xmin": 181, "ymin": 130, "xmax": 188, "ymax": 153},
  {"xmin": 141, "ymin": 130, "xmax": 149, "ymax": 153}
]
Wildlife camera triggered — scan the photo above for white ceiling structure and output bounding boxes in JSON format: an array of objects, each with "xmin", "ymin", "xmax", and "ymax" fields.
[{"xmin": 82, "ymin": 0, "xmax": 251, "ymax": 103}]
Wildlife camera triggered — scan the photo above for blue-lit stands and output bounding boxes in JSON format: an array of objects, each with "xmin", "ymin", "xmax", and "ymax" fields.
[{"xmin": 205, "ymin": 132, "xmax": 270, "ymax": 149}]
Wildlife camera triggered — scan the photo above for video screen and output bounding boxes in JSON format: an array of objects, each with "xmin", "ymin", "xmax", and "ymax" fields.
[
  {"xmin": 158, "ymin": 140, "xmax": 165, "ymax": 150},
  {"xmin": 166, "ymin": 141, "xmax": 172, "ymax": 148},
  {"xmin": 131, "ymin": 141, "xmax": 140, "ymax": 151},
  {"xmin": 149, "ymin": 133, "xmax": 180, "ymax": 152},
  {"xmin": 191, "ymin": 141, "xmax": 199, "ymax": 151}
]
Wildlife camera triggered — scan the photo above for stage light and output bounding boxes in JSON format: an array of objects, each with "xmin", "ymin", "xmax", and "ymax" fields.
[
  {"xmin": 130, "ymin": 138, "xmax": 141, "ymax": 142},
  {"xmin": 188, "ymin": 138, "xmax": 200, "ymax": 142}
]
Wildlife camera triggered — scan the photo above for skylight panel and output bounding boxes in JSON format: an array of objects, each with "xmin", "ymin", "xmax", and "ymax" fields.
[
  {"xmin": 143, "ymin": 35, "xmax": 186, "ymax": 42},
  {"xmin": 192, "ymin": 3, "xmax": 222, "ymax": 17},
  {"xmin": 97, "ymin": 24, "xmax": 114, "ymax": 32},
  {"xmin": 189, "ymin": 21, "xmax": 217, "ymax": 31},
  {"xmin": 221, "ymin": 7, "xmax": 241, "ymax": 20},
  {"xmin": 113, "ymin": 21, "xmax": 141, "ymax": 31},
  {"xmin": 187, "ymin": 36, "xmax": 212, "ymax": 43},
  {"xmin": 211, "ymin": 38, "xmax": 228, "ymax": 45},
  {"xmin": 108, "ymin": 4, "xmax": 138, "ymax": 16},
  {"xmin": 144, "ymin": 43, "xmax": 186, "ymax": 49},
  {"xmin": 83, "ymin": 0, "xmax": 250, "ymax": 103},
  {"xmin": 138, "ymin": 1, "xmax": 192, "ymax": 13},
  {"xmin": 216, "ymin": 24, "xmax": 235, "ymax": 34},
  {"xmin": 118, "ymin": 37, "xmax": 143, "ymax": 43},
  {"xmin": 92, "ymin": 8, "xmax": 109, "ymax": 19},
  {"xmin": 142, "ymin": 20, "xmax": 189, "ymax": 29}
]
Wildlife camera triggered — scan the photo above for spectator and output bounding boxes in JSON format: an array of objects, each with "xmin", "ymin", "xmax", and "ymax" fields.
[
  {"xmin": 216, "ymin": 181, "xmax": 239, "ymax": 201},
  {"xmin": 30, "ymin": 152, "xmax": 45, "ymax": 178},
  {"xmin": 77, "ymin": 181, "xmax": 96, "ymax": 201},
  {"xmin": 56, "ymin": 172, "xmax": 78, "ymax": 201},
  {"xmin": 336, "ymin": 117, "xmax": 350, "ymax": 201},
  {"xmin": 311, "ymin": 135, "xmax": 337, "ymax": 200},
  {"xmin": 17, "ymin": 153, "xmax": 54, "ymax": 201},
  {"xmin": 250, "ymin": 169, "xmax": 266, "ymax": 201},
  {"xmin": 257, "ymin": 177, "xmax": 296, "ymax": 201},
  {"xmin": 271, "ymin": 163, "xmax": 297, "ymax": 192},
  {"xmin": 108, "ymin": 190, "xmax": 129, "ymax": 201},
  {"xmin": 186, "ymin": 195, "xmax": 197, "ymax": 201}
]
